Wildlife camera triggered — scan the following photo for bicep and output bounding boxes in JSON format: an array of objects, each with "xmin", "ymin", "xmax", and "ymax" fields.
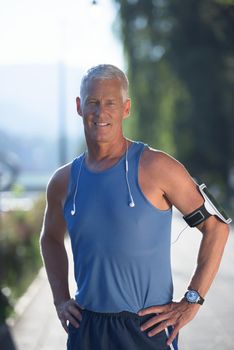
[{"xmin": 161, "ymin": 156, "xmax": 204, "ymax": 216}]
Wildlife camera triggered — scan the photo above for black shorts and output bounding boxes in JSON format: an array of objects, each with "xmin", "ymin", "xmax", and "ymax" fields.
[{"xmin": 67, "ymin": 309, "xmax": 179, "ymax": 350}]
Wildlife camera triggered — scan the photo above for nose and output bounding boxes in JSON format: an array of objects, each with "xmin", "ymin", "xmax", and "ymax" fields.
[{"xmin": 94, "ymin": 103, "xmax": 105, "ymax": 118}]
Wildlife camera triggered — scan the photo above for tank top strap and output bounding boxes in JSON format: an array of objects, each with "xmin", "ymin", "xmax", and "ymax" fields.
[
  {"xmin": 128, "ymin": 141, "xmax": 147, "ymax": 173},
  {"xmin": 128, "ymin": 141, "xmax": 146, "ymax": 158}
]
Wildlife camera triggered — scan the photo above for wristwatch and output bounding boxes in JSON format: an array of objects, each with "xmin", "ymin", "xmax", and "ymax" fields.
[{"xmin": 184, "ymin": 289, "xmax": 204, "ymax": 305}]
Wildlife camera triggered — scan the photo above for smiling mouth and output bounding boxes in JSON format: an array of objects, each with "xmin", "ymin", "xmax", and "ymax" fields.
[{"xmin": 94, "ymin": 122, "xmax": 110, "ymax": 127}]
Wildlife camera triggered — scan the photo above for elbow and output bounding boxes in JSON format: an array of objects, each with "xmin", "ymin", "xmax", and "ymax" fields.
[
  {"xmin": 218, "ymin": 219, "xmax": 230, "ymax": 237},
  {"xmin": 212, "ymin": 219, "xmax": 230, "ymax": 243},
  {"xmin": 200, "ymin": 216, "xmax": 230, "ymax": 241},
  {"xmin": 39, "ymin": 229, "xmax": 65, "ymax": 254},
  {"xmin": 39, "ymin": 230, "xmax": 52, "ymax": 255},
  {"xmin": 219, "ymin": 222, "xmax": 230, "ymax": 249}
]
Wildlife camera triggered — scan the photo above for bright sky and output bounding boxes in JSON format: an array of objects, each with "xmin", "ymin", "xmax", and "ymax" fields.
[
  {"xmin": 0, "ymin": 0, "xmax": 126, "ymax": 142},
  {"xmin": 0, "ymin": 0, "xmax": 124, "ymax": 69}
]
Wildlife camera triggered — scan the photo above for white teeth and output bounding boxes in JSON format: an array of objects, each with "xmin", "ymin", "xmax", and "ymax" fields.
[{"xmin": 95, "ymin": 122, "xmax": 109, "ymax": 126}]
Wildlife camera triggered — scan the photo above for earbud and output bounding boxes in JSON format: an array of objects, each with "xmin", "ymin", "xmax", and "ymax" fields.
[
  {"xmin": 129, "ymin": 200, "xmax": 135, "ymax": 208},
  {"xmin": 71, "ymin": 209, "xmax": 75, "ymax": 216},
  {"xmin": 125, "ymin": 158, "xmax": 128, "ymax": 172}
]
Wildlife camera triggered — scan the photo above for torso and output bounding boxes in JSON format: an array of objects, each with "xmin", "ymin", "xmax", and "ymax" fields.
[{"xmin": 62, "ymin": 141, "xmax": 173, "ymax": 312}]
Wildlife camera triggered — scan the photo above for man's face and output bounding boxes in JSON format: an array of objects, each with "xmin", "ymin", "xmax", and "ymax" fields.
[{"xmin": 76, "ymin": 79, "xmax": 131, "ymax": 144}]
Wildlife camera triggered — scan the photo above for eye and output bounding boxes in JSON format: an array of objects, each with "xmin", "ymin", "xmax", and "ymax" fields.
[{"xmin": 107, "ymin": 101, "xmax": 115, "ymax": 107}]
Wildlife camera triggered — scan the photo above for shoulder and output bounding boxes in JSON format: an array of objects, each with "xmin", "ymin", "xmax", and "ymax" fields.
[
  {"xmin": 46, "ymin": 162, "xmax": 73, "ymax": 204},
  {"xmin": 140, "ymin": 145, "xmax": 204, "ymax": 214},
  {"xmin": 140, "ymin": 145, "xmax": 195, "ymax": 192},
  {"xmin": 141, "ymin": 146, "xmax": 186, "ymax": 176}
]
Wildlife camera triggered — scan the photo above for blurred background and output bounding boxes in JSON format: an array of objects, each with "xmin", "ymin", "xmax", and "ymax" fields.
[{"xmin": 0, "ymin": 0, "xmax": 233, "ymax": 349}]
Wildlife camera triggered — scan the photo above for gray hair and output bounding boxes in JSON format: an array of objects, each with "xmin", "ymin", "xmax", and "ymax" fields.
[{"xmin": 80, "ymin": 64, "xmax": 129, "ymax": 101}]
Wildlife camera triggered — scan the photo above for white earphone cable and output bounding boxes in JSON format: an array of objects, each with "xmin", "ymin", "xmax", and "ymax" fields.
[
  {"xmin": 71, "ymin": 152, "xmax": 85, "ymax": 216},
  {"xmin": 71, "ymin": 140, "xmax": 135, "ymax": 216},
  {"xmin": 125, "ymin": 140, "xmax": 135, "ymax": 208},
  {"xmin": 171, "ymin": 224, "xmax": 188, "ymax": 244}
]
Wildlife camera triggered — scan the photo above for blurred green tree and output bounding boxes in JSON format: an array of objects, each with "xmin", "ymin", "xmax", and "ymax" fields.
[
  {"xmin": 115, "ymin": 0, "xmax": 234, "ymax": 201},
  {"xmin": 0, "ymin": 196, "xmax": 44, "ymax": 323}
]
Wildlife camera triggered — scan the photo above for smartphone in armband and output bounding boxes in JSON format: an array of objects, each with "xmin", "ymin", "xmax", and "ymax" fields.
[
  {"xmin": 199, "ymin": 183, "xmax": 232, "ymax": 224},
  {"xmin": 183, "ymin": 183, "xmax": 232, "ymax": 227}
]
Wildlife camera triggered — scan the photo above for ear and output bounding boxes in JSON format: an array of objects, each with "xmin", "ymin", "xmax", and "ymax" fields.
[
  {"xmin": 76, "ymin": 97, "xmax": 83, "ymax": 117},
  {"xmin": 123, "ymin": 98, "xmax": 131, "ymax": 119}
]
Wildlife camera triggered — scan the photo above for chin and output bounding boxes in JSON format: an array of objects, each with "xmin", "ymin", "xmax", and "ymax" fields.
[
  {"xmin": 94, "ymin": 138, "xmax": 112, "ymax": 144},
  {"xmin": 90, "ymin": 133, "xmax": 114, "ymax": 143}
]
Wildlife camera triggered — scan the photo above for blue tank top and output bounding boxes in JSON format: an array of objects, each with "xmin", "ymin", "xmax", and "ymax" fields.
[{"xmin": 63, "ymin": 141, "xmax": 173, "ymax": 313}]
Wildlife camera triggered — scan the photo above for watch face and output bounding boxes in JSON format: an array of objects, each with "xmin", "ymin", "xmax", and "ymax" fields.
[{"xmin": 186, "ymin": 290, "xmax": 199, "ymax": 303}]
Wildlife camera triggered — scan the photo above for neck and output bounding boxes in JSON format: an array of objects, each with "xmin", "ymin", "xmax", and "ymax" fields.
[
  {"xmin": 85, "ymin": 137, "xmax": 131, "ymax": 172},
  {"xmin": 86, "ymin": 137, "xmax": 128, "ymax": 161}
]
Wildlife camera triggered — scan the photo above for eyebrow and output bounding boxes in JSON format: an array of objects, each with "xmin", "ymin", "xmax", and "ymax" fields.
[
  {"xmin": 86, "ymin": 97, "xmax": 117, "ymax": 102},
  {"xmin": 86, "ymin": 98, "xmax": 97, "ymax": 102}
]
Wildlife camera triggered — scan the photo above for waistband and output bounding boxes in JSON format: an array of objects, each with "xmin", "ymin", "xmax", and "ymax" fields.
[{"xmin": 82, "ymin": 309, "xmax": 155, "ymax": 320}]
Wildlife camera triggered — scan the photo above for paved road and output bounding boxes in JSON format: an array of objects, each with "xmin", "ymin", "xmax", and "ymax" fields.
[{"xmin": 7, "ymin": 211, "xmax": 234, "ymax": 350}]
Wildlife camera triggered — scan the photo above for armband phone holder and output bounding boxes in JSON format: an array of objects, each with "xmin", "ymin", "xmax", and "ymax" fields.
[{"xmin": 183, "ymin": 183, "xmax": 232, "ymax": 227}]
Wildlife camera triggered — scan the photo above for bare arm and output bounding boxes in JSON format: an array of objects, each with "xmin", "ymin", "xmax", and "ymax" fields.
[
  {"xmin": 40, "ymin": 166, "xmax": 83, "ymax": 332},
  {"xmin": 188, "ymin": 217, "xmax": 229, "ymax": 302},
  {"xmin": 138, "ymin": 151, "xmax": 230, "ymax": 344}
]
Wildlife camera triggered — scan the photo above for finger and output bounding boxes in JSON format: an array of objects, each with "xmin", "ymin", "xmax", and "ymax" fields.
[
  {"xmin": 147, "ymin": 321, "xmax": 170, "ymax": 337},
  {"xmin": 67, "ymin": 304, "xmax": 83, "ymax": 321},
  {"xmin": 140, "ymin": 313, "xmax": 172, "ymax": 331},
  {"xmin": 65, "ymin": 312, "xmax": 81, "ymax": 328},
  {"xmin": 140, "ymin": 316, "xmax": 159, "ymax": 331},
  {"xmin": 166, "ymin": 325, "xmax": 179, "ymax": 345},
  {"xmin": 138, "ymin": 304, "xmax": 169, "ymax": 316}
]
